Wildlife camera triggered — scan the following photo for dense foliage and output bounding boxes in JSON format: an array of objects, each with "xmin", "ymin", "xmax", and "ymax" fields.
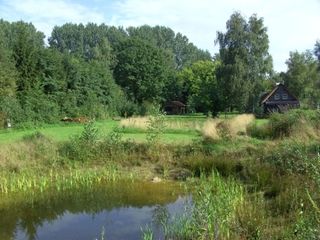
[
  {"xmin": 216, "ymin": 13, "xmax": 273, "ymax": 113},
  {"xmin": 0, "ymin": 12, "xmax": 319, "ymax": 127},
  {"xmin": 0, "ymin": 20, "xmax": 210, "ymax": 127}
]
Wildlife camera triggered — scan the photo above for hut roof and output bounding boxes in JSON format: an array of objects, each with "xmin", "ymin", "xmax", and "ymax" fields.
[{"xmin": 260, "ymin": 83, "xmax": 298, "ymax": 104}]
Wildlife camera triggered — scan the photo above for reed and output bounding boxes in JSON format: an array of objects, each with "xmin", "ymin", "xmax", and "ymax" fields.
[
  {"xmin": 144, "ymin": 173, "xmax": 245, "ymax": 239},
  {"xmin": 0, "ymin": 165, "xmax": 132, "ymax": 195},
  {"xmin": 191, "ymin": 173, "xmax": 244, "ymax": 239}
]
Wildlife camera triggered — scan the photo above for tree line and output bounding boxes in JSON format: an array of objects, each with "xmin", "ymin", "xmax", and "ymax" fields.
[{"xmin": 0, "ymin": 12, "xmax": 319, "ymax": 126}]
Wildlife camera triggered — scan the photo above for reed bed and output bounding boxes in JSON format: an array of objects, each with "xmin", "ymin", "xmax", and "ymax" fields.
[
  {"xmin": 143, "ymin": 172, "xmax": 245, "ymax": 239},
  {"xmin": 0, "ymin": 166, "xmax": 132, "ymax": 195}
]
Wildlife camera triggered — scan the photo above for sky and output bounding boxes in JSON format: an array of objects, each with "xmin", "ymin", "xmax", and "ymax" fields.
[{"xmin": 0, "ymin": 0, "xmax": 319, "ymax": 72}]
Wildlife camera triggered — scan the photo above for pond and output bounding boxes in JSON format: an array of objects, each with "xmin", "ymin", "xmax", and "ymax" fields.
[{"xmin": 0, "ymin": 180, "xmax": 190, "ymax": 240}]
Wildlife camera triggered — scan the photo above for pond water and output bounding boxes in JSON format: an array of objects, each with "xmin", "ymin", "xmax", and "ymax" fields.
[{"xmin": 0, "ymin": 181, "xmax": 190, "ymax": 240}]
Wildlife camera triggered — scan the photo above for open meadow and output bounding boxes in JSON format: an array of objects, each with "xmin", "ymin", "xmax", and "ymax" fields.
[{"xmin": 0, "ymin": 114, "xmax": 267, "ymax": 144}]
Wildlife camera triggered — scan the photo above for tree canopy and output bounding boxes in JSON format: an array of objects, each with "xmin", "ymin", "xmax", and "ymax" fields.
[
  {"xmin": 216, "ymin": 12, "xmax": 273, "ymax": 112},
  {"xmin": 0, "ymin": 13, "xmax": 319, "ymax": 127}
]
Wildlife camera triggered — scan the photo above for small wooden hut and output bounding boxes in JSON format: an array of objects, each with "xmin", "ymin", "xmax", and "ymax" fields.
[{"xmin": 164, "ymin": 101, "xmax": 186, "ymax": 115}]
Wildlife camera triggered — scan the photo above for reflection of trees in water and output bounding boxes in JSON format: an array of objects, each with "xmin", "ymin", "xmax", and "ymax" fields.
[{"xmin": 0, "ymin": 181, "xmax": 183, "ymax": 240}]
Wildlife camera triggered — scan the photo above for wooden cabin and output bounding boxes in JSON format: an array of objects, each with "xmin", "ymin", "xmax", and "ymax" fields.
[
  {"xmin": 164, "ymin": 101, "xmax": 186, "ymax": 115},
  {"xmin": 260, "ymin": 83, "xmax": 300, "ymax": 114}
]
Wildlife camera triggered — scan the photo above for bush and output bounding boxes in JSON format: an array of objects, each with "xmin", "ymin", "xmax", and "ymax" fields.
[
  {"xmin": 246, "ymin": 122, "xmax": 271, "ymax": 139},
  {"xmin": 248, "ymin": 110, "xmax": 320, "ymax": 140},
  {"xmin": 0, "ymin": 96, "xmax": 24, "ymax": 126},
  {"xmin": 59, "ymin": 122, "xmax": 99, "ymax": 162}
]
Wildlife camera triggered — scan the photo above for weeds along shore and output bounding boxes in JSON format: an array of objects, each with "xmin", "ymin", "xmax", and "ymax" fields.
[{"xmin": 0, "ymin": 110, "xmax": 320, "ymax": 239}]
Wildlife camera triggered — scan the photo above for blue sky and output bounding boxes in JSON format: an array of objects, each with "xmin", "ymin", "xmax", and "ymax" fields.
[{"xmin": 0, "ymin": 0, "xmax": 319, "ymax": 72}]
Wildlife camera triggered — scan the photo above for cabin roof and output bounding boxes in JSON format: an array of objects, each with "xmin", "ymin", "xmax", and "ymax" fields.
[{"xmin": 261, "ymin": 83, "xmax": 298, "ymax": 104}]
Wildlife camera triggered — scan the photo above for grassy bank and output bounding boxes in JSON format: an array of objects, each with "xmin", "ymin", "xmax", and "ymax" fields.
[{"xmin": 0, "ymin": 110, "xmax": 320, "ymax": 239}]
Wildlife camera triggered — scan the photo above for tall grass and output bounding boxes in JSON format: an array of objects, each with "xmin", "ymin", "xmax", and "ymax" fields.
[
  {"xmin": 120, "ymin": 116, "xmax": 203, "ymax": 131},
  {"xmin": 143, "ymin": 173, "xmax": 245, "ymax": 239},
  {"xmin": 120, "ymin": 116, "xmax": 149, "ymax": 129},
  {"xmin": 191, "ymin": 173, "xmax": 244, "ymax": 239},
  {"xmin": 202, "ymin": 118, "xmax": 220, "ymax": 139},
  {"xmin": 247, "ymin": 109, "xmax": 320, "ymax": 140},
  {"xmin": 202, "ymin": 114, "xmax": 255, "ymax": 140}
]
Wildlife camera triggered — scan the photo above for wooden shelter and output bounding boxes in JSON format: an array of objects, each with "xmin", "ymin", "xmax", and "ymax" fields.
[
  {"xmin": 260, "ymin": 83, "xmax": 300, "ymax": 114},
  {"xmin": 164, "ymin": 101, "xmax": 186, "ymax": 115}
]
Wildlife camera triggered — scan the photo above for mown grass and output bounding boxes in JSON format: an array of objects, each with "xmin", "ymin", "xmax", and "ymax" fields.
[
  {"xmin": 0, "ymin": 120, "xmax": 116, "ymax": 143},
  {"xmin": 0, "ymin": 117, "xmax": 203, "ymax": 144},
  {"xmin": 0, "ymin": 114, "xmax": 267, "ymax": 144}
]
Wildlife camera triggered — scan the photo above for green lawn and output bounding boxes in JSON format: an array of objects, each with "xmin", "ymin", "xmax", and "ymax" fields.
[
  {"xmin": 0, "ymin": 120, "xmax": 118, "ymax": 144},
  {"xmin": 0, "ymin": 117, "xmax": 202, "ymax": 144},
  {"xmin": 0, "ymin": 114, "xmax": 268, "ymax": 144}
]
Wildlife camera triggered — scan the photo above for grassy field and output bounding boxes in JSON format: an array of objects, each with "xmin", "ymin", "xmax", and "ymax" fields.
[
  {"xmin": 0, "ymin": 116, "xmax": 204, "ymax": 144},
  {"xmin": 0, "ymin": 114, "xmax": 267, "ymax": 144}
]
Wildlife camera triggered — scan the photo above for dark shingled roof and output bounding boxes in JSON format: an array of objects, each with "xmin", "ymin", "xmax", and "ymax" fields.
[{"xmin": 261, "ymin": 83, "xmax": 298, "ymax": 104}]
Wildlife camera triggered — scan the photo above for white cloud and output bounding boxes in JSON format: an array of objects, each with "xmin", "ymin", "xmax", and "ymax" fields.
[
  {"xmin": 0, "ymin": 0, "xmax": 106, "ymax": 38},
  {"xmin": 0, "ymin": 0, "xmax": 319, "ymax": 71},
  {"xmin": 111, "ymin": 0, "xmax": 320, "ymax": 72}
]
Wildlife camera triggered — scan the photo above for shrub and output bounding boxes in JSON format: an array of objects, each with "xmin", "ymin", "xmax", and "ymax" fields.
[
  {"xmin": 248, "ymin": 110, "xmax": 320, "ymax": 140},
  {"xmin": 59, "ymin": 122, "xmax": 99, "ymax": 162},
  {"xmin": 271, "ymin": 110, "xmax": 320, "ymax": 139},
  {"xmin": 246, "ymin": 122, "xmax": 271, "ymax": 139},
  {"xmin": 146, "ymin": 111, "xmax": 166, "ymax": 146}
]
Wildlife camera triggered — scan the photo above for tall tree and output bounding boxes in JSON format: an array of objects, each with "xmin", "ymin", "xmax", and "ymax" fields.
[
  {"xmin": 216, "ymin": 12, "xmax": 272, "ymax": 112},
  {"xmin": 49, "ymin": 23, "xmax": 114, "ymax": 64},
  {"xmin": 177, "ymin": 60, "xmax": 222, "ymax": 115},
  {"xmin": 0, "ymin": 27, "xmax": 17, "ymax": 97},
  {"xmin": 8, "ymin": 21, "xmax": 45, "ymax": 92},
  {"xmin": 246, "ymin": 14, "xmax": 273, "ymax": 111},
  {"xmin": 284, "ymin": 50, "xmax": 320, "ymax": 108},
  {"xmin": 314, "ymin": 40, "xmax": 320, "ymax": 63},
  {"xmin": 127, "ymin": 25, "xmax": 211, "ymax": 69},
  {"xmin": 114, "ymin": 38, "xmax": 175, "ymax": 103}
]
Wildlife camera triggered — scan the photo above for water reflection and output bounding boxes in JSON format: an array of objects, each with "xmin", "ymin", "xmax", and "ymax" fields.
[{"xmin": 0, "ymin": 181, "xmax": 190, "ymax": 240}]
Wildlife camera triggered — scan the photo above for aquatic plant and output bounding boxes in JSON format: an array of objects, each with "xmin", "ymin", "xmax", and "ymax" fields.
[
  {"xmin": 0, "ymin": 165, "xmax": 128, "ymax": 195},
  {"xmin": 141, "ymin": 226, "xmax": 154, "ymax": 240}
]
